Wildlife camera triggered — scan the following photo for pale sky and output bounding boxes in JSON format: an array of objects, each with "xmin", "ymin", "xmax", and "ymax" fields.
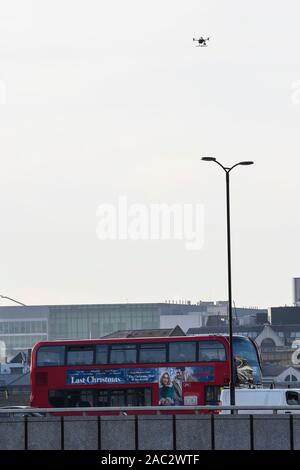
[{"xmin": 0, "ymin": 0, "xmax": 299, "ymax": 309}]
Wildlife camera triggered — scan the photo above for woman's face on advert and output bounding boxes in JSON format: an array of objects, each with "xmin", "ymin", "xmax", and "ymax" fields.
[{"xmin": 162, "ymin": 373, "xmax": 169, "ymax": 385}]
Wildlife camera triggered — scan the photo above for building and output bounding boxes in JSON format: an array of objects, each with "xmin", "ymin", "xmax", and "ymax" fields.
[
  {"xmin": 102, "ymin": 325, "xmax": 185, "ymax": 338},
  {"xmin": 160, "ymin": 303, "xmax": 267, "ymax": 333},
  {"xmin": 0, "ymin": 352, "xmax": 30, "ymax": 406},
  {"xmin": 0, "ymin": 302, "xmax": 203, "ymax": 357},
  {"xmin": 262, "ymin": 365, "xmax": 300, "ymax": 387},
  {"xmin": 187, "ymin": 323, "xmax": 300, "ymax": 349},
  {"xmin": 0, "ymin": 306, "xmax": 48, "ymax": 357},
  {"xmin": 268, "ymin": 306, "xmax": 300, "ymax": 325},
  {"xmin": 160, "ymin": 313, "xmax": 207, "ymax": 331},
  {"xmin": 294, "ymin": 278, "xmax": 300, "ymax": 306},
  {"xmin": 0, "ymin": 300, "xmax": 270, "ymax": 357}
]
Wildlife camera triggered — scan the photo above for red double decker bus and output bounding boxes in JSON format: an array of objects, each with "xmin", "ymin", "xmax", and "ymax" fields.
[{"xmin": 30, "ymin": 335, "xmax": 261, "ymax": 410}]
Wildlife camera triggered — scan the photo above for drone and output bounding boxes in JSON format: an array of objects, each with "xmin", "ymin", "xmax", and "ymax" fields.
[{"xmin": 193, "ymin": 36, "xmax": 210, "ymax": 47}]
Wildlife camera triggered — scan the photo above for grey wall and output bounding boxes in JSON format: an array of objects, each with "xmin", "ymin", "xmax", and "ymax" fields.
[{"xmin": 0, "ymin": 415, "xmax": 297, "ymax": 450}]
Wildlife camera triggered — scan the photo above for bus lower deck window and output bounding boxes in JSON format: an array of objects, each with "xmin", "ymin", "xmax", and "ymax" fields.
[{"xmin": 205, "ymin": 386, "xmax": 221, "ymax": 405}]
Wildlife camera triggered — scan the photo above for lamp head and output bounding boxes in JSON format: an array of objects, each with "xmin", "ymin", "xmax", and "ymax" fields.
[{"xmin": 238, "ymin": 161, "xmax": 254, "ymax": 166}]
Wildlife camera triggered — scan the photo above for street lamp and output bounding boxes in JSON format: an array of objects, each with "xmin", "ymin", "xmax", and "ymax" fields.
[
  {"xmin": 0, "ymin": 294, "xmax": 26, "ymax": 306},
  {"xmin": 201, "ymin": 157, "xmax": 254, "ymax": 406}
]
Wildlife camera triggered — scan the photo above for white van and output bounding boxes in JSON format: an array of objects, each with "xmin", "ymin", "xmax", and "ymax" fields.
[{"xmin": 220, "ymin": 388, "xmax": 300, "ymax": 414}]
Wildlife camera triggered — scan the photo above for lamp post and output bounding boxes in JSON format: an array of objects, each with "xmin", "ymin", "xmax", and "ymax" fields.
[
  {"xmin": 201, "ymin": 157, "xmax": 254, "ymax": 406},
  {"xmin": 0, "ymin": 294, "xmax": 26, "ymax": 306}
]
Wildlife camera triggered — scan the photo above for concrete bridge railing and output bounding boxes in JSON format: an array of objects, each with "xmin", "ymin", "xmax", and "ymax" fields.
[{"xmin": 0, "ymin": 406, "xmax": 300, "ymax": 450}]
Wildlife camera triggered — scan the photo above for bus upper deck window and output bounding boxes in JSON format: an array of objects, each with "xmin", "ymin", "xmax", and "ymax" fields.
[
  {"xmin": 67, "ymin": 346, "xmax": 94, "ymax": 365},
  {"xmin": 36, "ymin": 346, "xmax": 65, "ymax": 367},
  {"xmin": 95, "ymin": 344, "xmax": 109, "ymax": 364},
  {"xmin": 139, "ymin": 343, "xmax": 166, "ymax": 363},
  {"xmin": 198, "ymin": 341, "xmax": 226, "ymax": 362},
  {"xmin": 169, "ymin": 342, "xmax": 196, "ymax": 363},
  {"xmin": 110, "ymin": 344, "xmax": 137, "ymax": 364}
]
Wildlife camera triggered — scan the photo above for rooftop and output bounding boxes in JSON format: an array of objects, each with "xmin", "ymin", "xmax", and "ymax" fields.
[{"xmin": 102, "ymin": 325, "xmax": 186, "ymax": 338}]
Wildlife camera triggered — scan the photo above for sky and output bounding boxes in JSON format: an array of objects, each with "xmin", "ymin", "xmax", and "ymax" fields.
[{"xmin": 0, "ymin": 0, "xmax": 300, "ymax": 309}]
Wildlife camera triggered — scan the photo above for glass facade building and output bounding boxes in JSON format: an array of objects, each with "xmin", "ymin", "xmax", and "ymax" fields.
[
  {"xmin": 0, "ymin": 319, "xmax": 47, "ymax": 351},
  {"xmin": 0, "ymin": 303, "xmax": 170, "ymax": 356},
  {"xmin": 48, "ymin": 304, "xmax": 161, "ymax": 341},
  {"xmin": 0, "ymin": 302, "xmax": 203, "ymax": 357},
  {"xmin": 0, "ymin": 305, "xmax": 50, "ymax": 357}
]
